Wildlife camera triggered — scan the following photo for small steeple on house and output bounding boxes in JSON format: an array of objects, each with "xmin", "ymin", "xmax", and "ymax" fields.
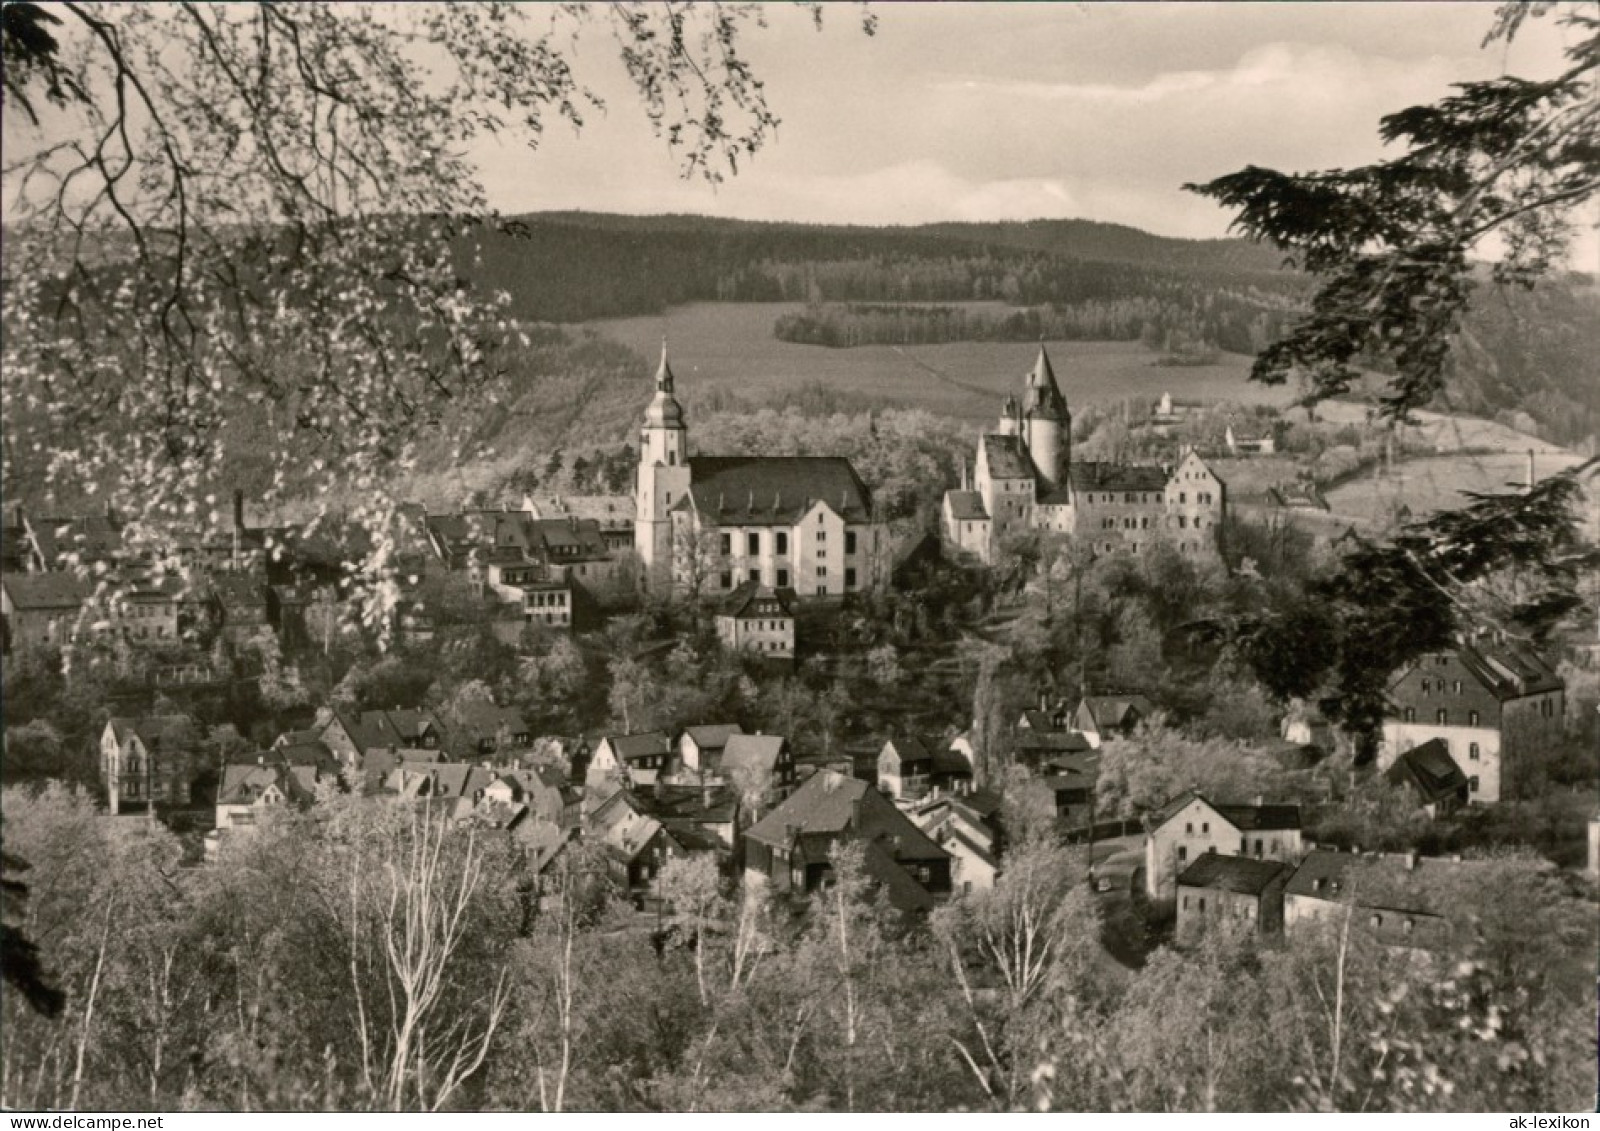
[
  {"xmin": 942, "ymin": 345, "xmax": 1225, "ymax": 564},
  {"xmin": 634, "ymin": 344, "xmax": 890, "ymax": 597}
]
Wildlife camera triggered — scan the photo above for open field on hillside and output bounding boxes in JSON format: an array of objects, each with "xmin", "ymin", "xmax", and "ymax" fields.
[
  {"xmin": 1311, "ymin": 400, "xmax": 1579, "ymax": 456},
  {"xmin": 1324, "ymin": 450, "xmax": 1589, "ymax": 526},
  {"xmin": 585, "ymin": 302, "xmax": 1295, "ymax": 422}
]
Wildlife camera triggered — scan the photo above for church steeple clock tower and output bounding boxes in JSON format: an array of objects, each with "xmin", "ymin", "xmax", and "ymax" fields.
[{"xmin": 635, "ymin": 341, "xmax": 692, "ymax": 583}]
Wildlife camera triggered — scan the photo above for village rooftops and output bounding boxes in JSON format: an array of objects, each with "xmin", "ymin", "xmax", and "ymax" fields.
[
  {"xmin": 1177, "ymin": 853, "xmax": 1290, "ymax": 896},
  {"xmin": 218, "ymin": 761, "xmax": 319, "ymax": 807},
  {"xmin": 680, "ymin": 456, "xmax": 875, "ymax": 525},
  {"xmin": 681, "ymin": 723, "xmax": 744, "ymax": 751},
  {"xmin": 108, "ymin": 715, "xmax": 197, "ymax": 749},
  {"xmin": 721, "ymin": 734, "xmax": 788, "ymax": 777},
  {"xmin": 602, "ymin": 732, "xmax": 673, "ymax": 762}
]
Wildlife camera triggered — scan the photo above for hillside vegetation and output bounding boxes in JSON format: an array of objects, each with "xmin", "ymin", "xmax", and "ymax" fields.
[{"xmin": 458, "ymin": 212, "xmax": 1599, "ymax": 448}]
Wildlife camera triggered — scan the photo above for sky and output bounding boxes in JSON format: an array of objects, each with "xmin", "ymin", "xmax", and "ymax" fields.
[{"xmin": 472, "ymin": 2, "xmax": 1598, "ymax": 265}]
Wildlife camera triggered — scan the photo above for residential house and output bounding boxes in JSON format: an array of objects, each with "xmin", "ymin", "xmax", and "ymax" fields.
[
  {"xmin": 716, "ymin": 583, "xmax": 797, "ymax": 659},
  {"xmin": 719, "ymin": 733, "xmax": 796, "ymax": 805},
  {"xmin": 634, "ymin": 782, "xmax": 740, "ymax": 854},
  {"xmin": 1143, "ymin": 791, "xmax": 1303, "ymax": 900},
  {"xmin": 1041, "ymin": 749, "xmax": 1100, "ymax": 824},
  {"xmin": 743, "ymin": 770, "xmax": 953, "ymax": 913},
  {"xmin": 215, "ymin": 758, "xmax": 320, "ymax": 831},
  {"xmin": 1074, "ymin": 694, "xmax": 1155, "ymax": 748},
  {"xmin": 677, "ymin": 723, "xmax": 745, "ymax": 777},
  {"xmin": 210, "ymin": 571, "xmax": 271, "ymax": 644},
  {"xmin": 587, "ymin": 732, "xmax": 673, "ymax": 788},
  {"xmin": 1281, "ymin": 700, "xmax": 1336, "ymax": 751},
  {"xmin": 1176, "ymin": 855, "xmax": 1290, "ymax": 939},
  {"xmin": 1379, "ymin": 636, "xmax": 1565, "ymax": 804},
  {"xmin": 316, "ymin": 707, "xmax": 447, "ymax": 773},
  {"xmin": 449, "ymin": 701, "xmax": 532, "ymax": 760},
  {"xmin": 1283, "ymin": 850, "xmax": 1457, "ymax": 951},
  {"xmin": 1384, "ymin": 738, "xmax": 1470, "ymax": 818},
  {"xmin": 911, "ymin": 788, "xmax": 1004, "ymax": 895},
  {"xmin": 1, "ymin": 573, "xmax": 90, "ymax": 653},
  {"xmin": 101, "ymin": 716, "xmax": 201, "ymax": 814},
  {"xmin": 1224, "ymin": 421, "xmax": 1277, "ymax": 456},
  {"xmin": 876, "ymin": 737, "xmax": 974, "ymax": 802},
  {"xmin": 524, "ymin": 493, "xmax": 635, "ymax": 554}
]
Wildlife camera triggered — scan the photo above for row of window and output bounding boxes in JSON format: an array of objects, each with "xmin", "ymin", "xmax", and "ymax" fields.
[
  {"xmin": 719, "ymin": 530, "xmax": 860, "ymax": 555},
  {"xmin": 1400, "ymin": 708, "xmax": 1482, "ymax": 726},
  {"xmin": 1181, "ymin": 894, "xmax": 1257, "ymax": 919},
  {"xmin": 719, "ymin": 567, "xmax": 858, "ymax": 589}
]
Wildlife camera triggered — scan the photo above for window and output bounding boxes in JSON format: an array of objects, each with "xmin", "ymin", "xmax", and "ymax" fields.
[
  {"xmin": 1185, "ymin": 822, "xmax": 1193, "ymax": 834},
  {"xmin": 1421, "ymin": 678, "xmax": 1431, "ymax": 694},
  {"xmin": 748, "ymin": 532, "xmax": 761, "ymax": 556},
  {"xmin": 1179, "ymin": 492, "xmax": 1187, "ymax": 504},
  {"xmin": 719, "ymin": 571, "xmax": 732, "ymax": 589},
  {"xmin": 816, "ymin": 585, "xmax": 827, "ymax": 596},
  {"xmin": 845, "ymin": 531, "xmax": 857, "ymax": 555},
  {"xmin": 1198, "ymin": 897, "xmax": 1206, "ymax": 911},
  {"xmin": 776, "ymin": 531, "xmax": 788, "ymax": 555},
  {"xmin": 748, "ymin": 568, "xmax": 760, "ymax": 584},
  {"xmin": 1177, "ymin": 845, "xmax": 1188, "ymax": 862},
  {"xmin": 1469, "ymin": 775, "xmax": 1480, "ymax": 793},
  {"xmin": 1255, "ymin": 838, "xmax": 1264, "ymax": 857},
  {"xmin": 719, "ymin": 533, "xmax": 731, "ymax": 556},
  {"xmin": 665, "ymin": 492, "xmax": 672, "ymax": 505},
  {"xmin": 777, "ymin": 568, "xmax": 789, "ymax": 587},
  {"xmin": 845, "ymin": 568, "xmax": 857, "ymax": 590},
  {"xmin": 1453, "ymin": 680, "xmax": 1462, "ymax": 693},
  {"xmin": 1182, "ymin": 896, "xmax": 1189, "ymax": 910},
  {"xmin": 1469, "ymin": 742, "xmax": 1480, "ymax": 761},
  {"xmin": 1201, "ymin": 822, "xmax": 1209, "ymax": 833},
  {"xmin": 1468, "ymin": 709, "xmax": 1480, "ymax": 726},
  {"xmin": 816, "ymin": 566, "xmax": 827, "ymax": 578},
  {"xmin": 1436, "ymin": 709, "xmax": 1448, "ymax": 725},
  {"xmin": 1403, "ymin": 707, "xmax": 1416, "ymax": 723},
  {"xmin": 816, "ymin": 530, "xmax": 826, "ymax": 542},
  {"xmin": 1178, "ymin": 516, "xmax": 1188, "ymax": 529},
  {"xmin": 818, "ymin": 512, "xmax": 824, "ymax": 524}
]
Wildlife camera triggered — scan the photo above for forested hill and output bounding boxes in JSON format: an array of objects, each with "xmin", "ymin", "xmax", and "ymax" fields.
[
  {"xmin": 456, "ymin": 212, "xmax": 1598, "ymax": 448},
  {"xmin": 464, "ymin": 211, "xmax": 1302, "ymax": 323}
]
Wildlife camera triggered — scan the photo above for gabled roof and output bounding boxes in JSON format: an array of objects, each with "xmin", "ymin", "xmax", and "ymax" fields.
[
  {"xmin": 1017, "ymin": 730, "xmax": 1094, "ymax": 754},
  {"xmin": 2, "ymin": 572, "xmax": 91, "ymax": 610},
  {"xmin": 1455, "ymin": 639, "xmax": 1563, "ymax": 699},
  {"xmin": 1149, "ymin": 790, "xmax": 1301, "ymax": 834},
  {"xmin": 600, "ymin": 732, "xmax": 672, "ymax": 761},
  {"xmin": 1177, "ymin": 854, "xmax": 1288, "ymax": 895},
  {"xmin": 108, "ymin": 715, "xmax": 197, "ymax": 749},
  {"xmin": 881, "ymin": 737, "xmax": 932, "ymax": 765},
  {"xmin": 721, "ymin": 734, "xmax": 788, "ymax": 777},
  {"xmin": 452, "ymin": 702, "xmax": 529, "ymax": 741},
  {"xmin": 681, "ymin": 723, "xmax": 744, "ymax": 751},
  {"xmin": 685, "ymin": 456, "xmax": 874, "ymax": 526},
  {"xmin": 1070, "ymin": 462, "xmax": 1169, "ymax": 494},
  {"xmin": 979, "ymin": 434, "xmax": 1036, "ymax": 480},
  {"xmin": 328, "ymin": 708, "xmax": 445, "ymax": 752},
  {"xmin": 387, "ymin": 762, "xmax": 497, "ymax": 800},
  {"xmin": 1384, "ymin": 738, "xmax": 1468, "ymax": 805},
  {"xmin": 1078, "ymin": 694, "xmax": 1155, "ymax": 729},
  {"xmin": 218, "ymin": 760, "xmax": 318, "ymax": 807},
  {"xmin": 720, "ymin": 582, "xmax": 797, "ymax": 618},
  {"xmin": 745, "ymin": 771, "xmax": 949, "ymax": 864},
  {"xmin": 945, "ymin": 491, "xmax": 989, "ymax": 521}
]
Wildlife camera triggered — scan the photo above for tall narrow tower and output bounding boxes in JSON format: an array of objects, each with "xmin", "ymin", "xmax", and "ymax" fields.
[
  {"xmin": 1022, "ymin": 344, "xmax": 1070, "ymax": 489},
  {"xmin": 635, "ymin": 341, "xmax": 692, "ymax": 583}
]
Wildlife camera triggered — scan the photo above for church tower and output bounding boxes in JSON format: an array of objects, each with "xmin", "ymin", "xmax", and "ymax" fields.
[
  {"xmin": 1022, "ymin": 344, "xmax": 1070, "ymax": 489},
  {"xmin": 635, "ymin": 341, "xmax": 692, "ymax": 581}
]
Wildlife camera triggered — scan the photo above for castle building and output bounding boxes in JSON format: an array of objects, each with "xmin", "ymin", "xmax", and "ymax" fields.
[
  {"xmin": 634, "ymin": 346, "xmax": 890, "ymax": 597},
  {"xmin": 942, "ymin": 346, "xmax": 1226, "ymax": 564}
]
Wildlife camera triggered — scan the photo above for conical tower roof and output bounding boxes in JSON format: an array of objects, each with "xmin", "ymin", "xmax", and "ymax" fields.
[
  {"xmin": 644, "ymin": 339, "xmax": 685, "ymax": 428},
  {"xmin": 1022, "ymin": 344, "xmax": 1068, "ymax": 421}
]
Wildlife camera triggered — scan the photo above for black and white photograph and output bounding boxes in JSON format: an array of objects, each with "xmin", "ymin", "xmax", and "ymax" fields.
[{"xmin": 1, "ymin": 0, "xmax": 1596, "ymax": 1115}]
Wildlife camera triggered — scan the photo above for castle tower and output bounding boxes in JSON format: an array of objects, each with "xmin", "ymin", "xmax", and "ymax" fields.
[
  {"xmin": 1022, "ymin": 344, "xmax": 1069, "ymax": 489},
  {"xmin": 635, "ymin": 341, "xmax": 692, "ymax": 581},
  {"xmin": 997, "ymin": 393, "xmax": 1019, "ymax": 437}
]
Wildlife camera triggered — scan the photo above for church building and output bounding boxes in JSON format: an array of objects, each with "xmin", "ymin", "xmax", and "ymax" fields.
[
  {"xmin": 942, "ymin": 346, "xmax": 1226, "ymax": 564},
  {"xmin": 635, "ymin": 346, "xmax": 890, "ymax": 597}
]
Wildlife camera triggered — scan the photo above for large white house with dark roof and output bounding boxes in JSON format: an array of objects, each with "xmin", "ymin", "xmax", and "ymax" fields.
[
  {"xmin": 634, "ymin": 346, "xmax": 891, "ymax": 597},
  {"xmin": 942, "ymin": 345, "xmax": 1226, "ymax": 565}
]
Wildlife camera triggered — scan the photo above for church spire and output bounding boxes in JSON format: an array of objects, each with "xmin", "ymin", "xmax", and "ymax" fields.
[{"xmin": 655, "ymin": 336, "xmax": 676, "ymax": 393}]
